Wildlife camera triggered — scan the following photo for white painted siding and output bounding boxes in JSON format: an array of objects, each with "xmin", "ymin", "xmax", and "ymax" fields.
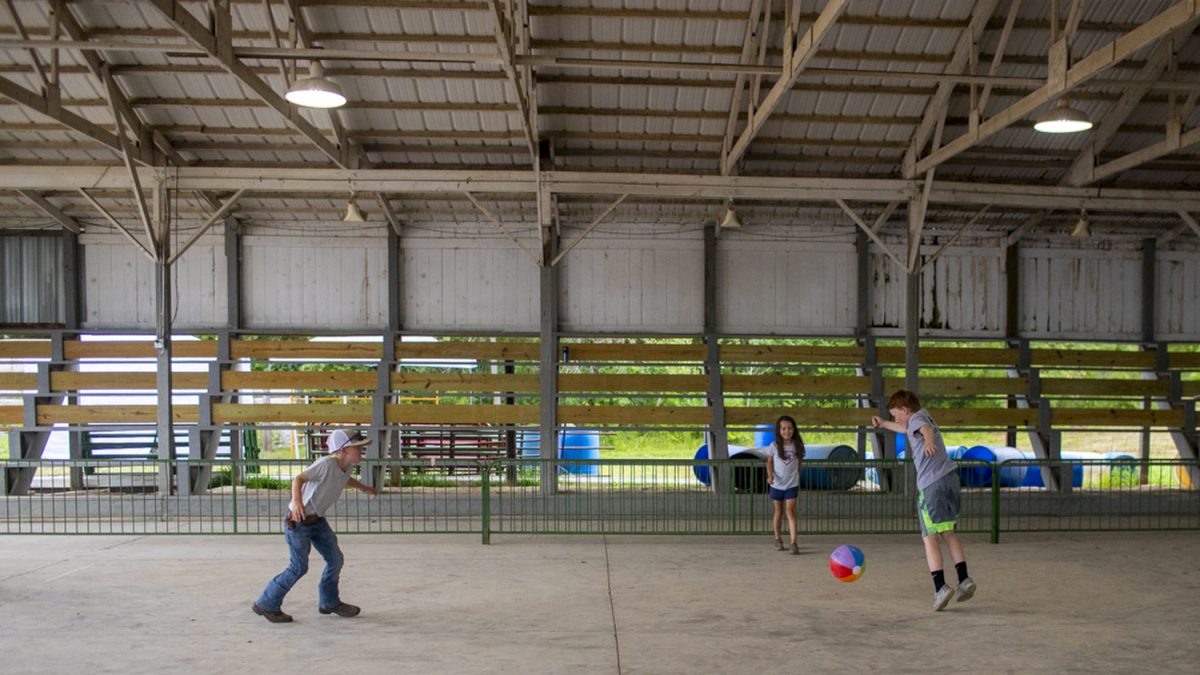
[
  {"xmin": 922, "ymin": 249, "xmax": 1004, "ymax": 334},
  {"xmin": 82, "ymin": 236, "xmax": 226, "ymax": 329},
  {"xmin": 716, "ymin": 240, "xmax": 856, "ymax": 334},
  {"xmin": 870, "ymin": 248, "xmax": 908, "ymax": 331},
  {"xmin": 402, "ymin": 238, "xmax": 539, "ymax": 331},
  {"xmin": 1156, "ymin": 250, "xmax": 1200, "ymax": 339},
  {"xmin": 560, "ymin": 237, "xmax": 704, "ymax": 333},
  {"xmin": 243, "ymin": 236, "xmax": 387, "ymax": 329},
  {"xmin": 1020, "ymin": 248, "xmax": 1142, "ymax": 339}
]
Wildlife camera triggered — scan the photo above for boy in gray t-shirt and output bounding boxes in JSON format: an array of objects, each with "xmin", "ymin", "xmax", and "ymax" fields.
[
  {"xmin": 872, "ymin": 390, "xmax": 977, "ymax": 612},
  {"xmin": 253, "ymin": 428, "xmax": 377, "ymax": 623}
]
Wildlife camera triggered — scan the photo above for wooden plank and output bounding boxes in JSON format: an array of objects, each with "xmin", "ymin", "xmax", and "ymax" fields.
[
  {"xmin": 393, "ymin": 341, "xmax": 540, "ymax": 360},
  {"xmin": 883, "ymin": 377, "xmax": 1028, "ymax": 396},
  {"xmin": 560, "ymin": 374, "xmax": 708, "ymax": 392},
  {"xmin": 930, "ymin": 408, "xmax": 1039, "ymax": 426},
  {"xmin": 0, "ymin": 341, "xmax": 51, "ymax": 359},
  {"xmin": 557, "ymin": 405, "xmax": 711, "ymax": 425},
  {"xmin": 0, "ymin": 373, "xmax": 37, "ymax": 389},
  {"xmin": 1170, "ymin": 352, "xmax": 1200, "ymax": 369},
  {"xmin": 723, "ymin": 375, "xmax": 868, "ymax": 394},
  {"xmin": 50, "ymin": 372, "xmax": 209, "ymax": 390},
  {"xmin": 1182, "ymin": 381, "xmax": 1200, "ymax": 397},
  {"xmin": 387, "ymin": 404, "xmax": 539, "ymax": 425},
  {"xmin": 1030, "ymin": 349, "xmax": 1157, "ymax": 369},
  {"xmin": 1039, "ymin": 378, "xmax": 1170, "ymax": 397},
  {"xmin": 877, "ymin": 347, "xmax": 1018, "ymax": 366},
  {"xmin": 223, "ymin": 371, "xmax": 376, "ymax": 390},
  {"xmin": 36, "ymin": 405, "xmax": 200, "ymax": 424},
  {"xmin": 720, "ymin": 345, "xmax": 865, "ymax": 364},
  {"xmin": 231, "ymin": 340, "xmax": 383, "ymax": 360},
  {"xmin": 724, "ymin": 407, "xmax": 866, "ymax": 426},
  {"xmin": 1051, "ymin": 408, "xmax": 1185, "ymax": 427},
  {"xmin": 392, "ymin": 372, "xmax": 540, "ymax": 393},
  {"xmin": 63, "ymin": 340, "xmax": 217, "ymax": 359},
  {"xmin": 212, "ymin": 403, "xmax": 372, "ymax": 424},
  {"xmin": 564, "ymin": 343, "xmax": 705, "ymax": 362},
  {"xmin": 0, "ymin": 405, "xmax": 23, "ymax": 425}
]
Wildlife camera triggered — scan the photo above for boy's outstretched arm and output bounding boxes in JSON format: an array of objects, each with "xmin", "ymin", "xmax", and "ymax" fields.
[{"xmin": 870, "ymin": 416, "xmax": 905, "ymax": 434}]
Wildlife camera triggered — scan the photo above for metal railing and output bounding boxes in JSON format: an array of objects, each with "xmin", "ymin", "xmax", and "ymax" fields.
[{"xmin": 2, "ymin": 458, "xmax": 1197, "ymax": 539}]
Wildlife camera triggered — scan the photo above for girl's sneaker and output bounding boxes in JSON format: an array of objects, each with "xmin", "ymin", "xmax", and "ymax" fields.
[
  {"xmin": 773, "ymin": 538, "xmax": 785, "ymax": 551},
  {"xmin": 790, "ymin": 543, "xmax": 800, "ymax": 555}
]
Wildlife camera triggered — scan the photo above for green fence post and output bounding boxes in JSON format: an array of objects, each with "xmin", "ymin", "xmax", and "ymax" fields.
[
  {"xmin": 231, "ymin": 459, "xmax": 238, "ymax": 534},
  {"xmin": 990, "ymin": 461, "xmax": 1000, "ymax": 544},
  {"xmin": 481, "ymin": 462, "xmax": 491, "ymax": 545}
]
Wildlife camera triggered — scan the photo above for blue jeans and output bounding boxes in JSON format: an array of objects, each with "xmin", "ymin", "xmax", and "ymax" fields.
[{"xmin": 256, "ymin": 517, "xmax": 343, "ymax": 612}]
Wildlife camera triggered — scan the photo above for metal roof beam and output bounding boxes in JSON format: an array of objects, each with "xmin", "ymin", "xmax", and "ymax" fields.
[
  {"xmin": 912, "ymin": 0, "xmax": 1200, "ymax": 177},
  {"xmin": 145, "ymin": 0, "xmax": 344, "ymax": 167},
  {"xmin": 721, "ymin": 0, "xmax": 848, "ymax": 175}
]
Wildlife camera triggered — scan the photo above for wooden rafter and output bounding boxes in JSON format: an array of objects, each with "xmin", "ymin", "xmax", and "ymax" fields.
[
  {"xmin": 903, "ymin": 0, "xmax": 1001, "ymax": 176},
  {"xmin": 486, "ymin": 0, "xmax": 538, "ymax": 158},
  {"xmin": 911, "ymin": 0, "xmax": 1200, "ymax": 177},
  {"xmin": 17, "ymin": 190, "xmax": 80, "ymax": 233},
  {"xmin": 146, "ymin": 0, "xmax": 344, "ymax": 168},
  {"xmin": 720, "ymin": 0, "xmax": 849, "ymax": 176},
  {"xmin": 1063, "ymin": 17, "xmax": 1200, "ymax": 186}
]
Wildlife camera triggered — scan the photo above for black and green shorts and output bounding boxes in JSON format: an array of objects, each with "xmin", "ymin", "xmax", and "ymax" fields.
[{"xmin": 917, "ymin": 471, "xmax": 961, "ymax": 537}]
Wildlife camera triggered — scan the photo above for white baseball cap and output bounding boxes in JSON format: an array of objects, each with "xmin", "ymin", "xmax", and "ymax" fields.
[{"xmin": 327, "ymin": 428, "xmax": 371, "ymax": 453}]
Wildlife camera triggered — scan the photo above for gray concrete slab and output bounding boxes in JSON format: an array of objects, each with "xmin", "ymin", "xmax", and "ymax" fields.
[{"xmin": 2, "ymin": 531, "xmax": 1198, "ymax": 674}]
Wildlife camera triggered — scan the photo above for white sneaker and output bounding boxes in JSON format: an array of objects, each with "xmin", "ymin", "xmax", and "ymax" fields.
[
  {"xmin": 956, "ymin": 577, "xmax": 976, "ymax": 602},
  {"xmin": 933, "ymin": 585, "xmax": 955, "ymax": 611}
]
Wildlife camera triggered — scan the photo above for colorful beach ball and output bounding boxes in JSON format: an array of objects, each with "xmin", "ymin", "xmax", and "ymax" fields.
[{"xmin": 829, "ymin": 544, "xmax": 865, "ymax": 582}]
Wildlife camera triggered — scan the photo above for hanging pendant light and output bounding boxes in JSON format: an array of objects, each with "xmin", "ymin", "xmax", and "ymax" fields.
[
  {"xmin": 286, "ymin": 62, "xmax": 347, "ymax": 109},
  {"xmin": 342, "ymin": 193, "xmax": 366, "ymax": 222},
  {"xmin": 1034, "ymin": 100, "xmax": 1093, "ymax": 134}
]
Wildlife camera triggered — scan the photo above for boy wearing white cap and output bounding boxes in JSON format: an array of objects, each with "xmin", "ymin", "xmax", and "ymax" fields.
[{"xmin": 253, "ymin": 428, "xmax": 376, "ymax": 623}]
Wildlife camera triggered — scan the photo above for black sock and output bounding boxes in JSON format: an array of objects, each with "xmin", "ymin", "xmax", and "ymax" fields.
[
  {"xmin": 955, "ymin": 561, "xmax": 969, "ymax": 583},
  {"xmin": 931, "ymin": 570, "xmax": 946, "ymax": 592}
]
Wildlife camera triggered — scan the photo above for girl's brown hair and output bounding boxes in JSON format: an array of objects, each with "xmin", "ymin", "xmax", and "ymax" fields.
[{"xmin": 773, "ymin": 415, "xmax": 805, "ymax": 461}]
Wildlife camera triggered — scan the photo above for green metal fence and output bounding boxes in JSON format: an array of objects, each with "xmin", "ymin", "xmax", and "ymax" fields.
[{"xmin": 2, "ymin": 458, "xmax": 1197, "ymax": 539}]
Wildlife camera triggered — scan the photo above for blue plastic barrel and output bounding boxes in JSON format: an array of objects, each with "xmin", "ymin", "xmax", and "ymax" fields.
[
  {"xmin": 693, "ymin": 443, "xmax": 862, "ymax": 491},
  {"xmin": 518, "ymin": 429, "xmax": 601, "ymax": 475},
  {"xmin": 1019, "ymin": 451, "xmax": 1099, "ymax": 488},
  {"xmin": 959, "ymin": 446, "xmax": 1029, "ymax": 487}
]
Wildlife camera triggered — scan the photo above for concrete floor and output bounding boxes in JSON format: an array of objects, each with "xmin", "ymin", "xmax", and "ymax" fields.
[{"xmin": 3, "ymin": 531, "xmax": 1198, "ymax": 674}]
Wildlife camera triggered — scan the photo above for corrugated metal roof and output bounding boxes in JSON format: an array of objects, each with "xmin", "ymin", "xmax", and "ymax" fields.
[{"xmin": 0, "ymin": 0, "xmax": 1196, "ymax": 236}]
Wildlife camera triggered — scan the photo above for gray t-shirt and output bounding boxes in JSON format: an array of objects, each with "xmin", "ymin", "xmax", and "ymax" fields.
[
  {"xmin": 767, "ymin": 442, "xmax": 801, "ymax": 490},
  {"xmin": 907, "ymin": 409, "xmax": 957, "ymax": 491},
  {"xmin": 291, "ymin": 454, "xmax": 352, "ymax": 518}
]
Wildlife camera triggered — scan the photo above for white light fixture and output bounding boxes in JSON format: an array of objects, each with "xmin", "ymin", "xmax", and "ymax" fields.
[
  {"xmin": 342, "ymin": 193, "xmax": 366, "ymax": 222},
  {"xmin": 1070, "ymin": 209, "xmax": 1090, "ymax": 238},
  {"xmin": 719, "ymin": 201, "xmax": 742, "ymax": 229},
  {"xmin": 285, "ymin": 62, "xmax": 346, "ymax": 109},
  {"xmin": 1034, "ymin": 100, "xmax": 1093, "ymax": 134}
]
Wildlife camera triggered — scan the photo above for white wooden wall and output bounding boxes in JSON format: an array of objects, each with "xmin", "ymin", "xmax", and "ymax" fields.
[
  {"xmin": 402, "ymin": 237, "xmax": 539, "ymax": 332},
  {"xmin": 1157, "ymin": 250, "xmax": 1200, "ymax": 339},
  {"xmin": 82, "ymin": 235, "xmax": 227, "ymax": 329},
  {"xmin": 560, "ymin": 234, "xmax": 704, "ymax": 333},
  {"xmin": 1019, "ymin": 248, "xmax": 1143, "ymax": 339},
  {"xmin": 716, "ymin": 238, "xmax": 856, "ymax": 334},
  {"xmin": 243, "ymin": 236, "xmax": 387, "ymax": 329},
  {"xmin": 4, "ymin": 230, "xmax": 1192, "ymax": 340}
]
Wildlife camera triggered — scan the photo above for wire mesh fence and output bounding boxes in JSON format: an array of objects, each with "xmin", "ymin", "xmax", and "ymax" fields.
[{"xmin": 2, "ymin": 457, "xmax": 1197, "ymax": 538}]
